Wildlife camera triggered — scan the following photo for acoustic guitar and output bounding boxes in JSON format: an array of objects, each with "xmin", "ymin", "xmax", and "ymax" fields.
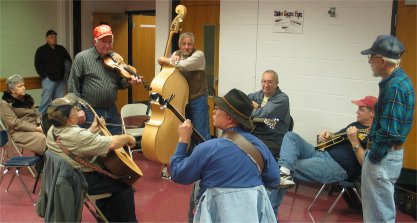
[
  {"xmin": 315, "ymin": 128, "xmax": 370, "ymax": 151},
  {"xmin": 78, "ymin": 98, "xmax": 143, "ymax": 185}
]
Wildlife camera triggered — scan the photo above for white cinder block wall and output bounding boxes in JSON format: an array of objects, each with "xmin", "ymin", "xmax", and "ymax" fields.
[{"xmin": 219, "ymin": 0, "xmax": 393, "ymax": 143}]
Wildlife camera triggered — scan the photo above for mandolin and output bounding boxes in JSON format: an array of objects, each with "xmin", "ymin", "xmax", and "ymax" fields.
[{"xmin": 315, "ymin": 128, "xmax": 370, "ymax": 151}]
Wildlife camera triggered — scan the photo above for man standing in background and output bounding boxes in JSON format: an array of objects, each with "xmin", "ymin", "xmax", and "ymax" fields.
[
  {"xmin": 360, "ymin": 35, "xmax": 415, "ymax": 222},
  {"xmin": 35, "ymin": 30, "xmax": 72, "ymax": 114}
]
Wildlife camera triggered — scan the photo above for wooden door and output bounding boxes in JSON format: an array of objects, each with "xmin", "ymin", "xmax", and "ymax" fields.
[
  {"xmin": 179, "ymin": 0, "xmax": 220, "ymax": 136},
  {"xmin": 132, "ymin": 15, "xmax": 155, "ymax": 103},
  {"xmin": 93, "ymin": 13, "xmax": 129, "ymax": 112},
  {"xmin": 396, "ymin": 0, "xmax": 416, "ymax": 170}
]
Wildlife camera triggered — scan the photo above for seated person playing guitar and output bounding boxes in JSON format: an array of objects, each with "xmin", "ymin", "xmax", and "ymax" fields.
[
  {"xmin": 279, "ymin": 96, "xmax": 377, "ymax": 189},
  {"xmin": 248, "ymin": 70, "xmax": 291, "ymax": 159},
  {"xmin": 45, "ymin": 93, "xmax": 138, "ymax": 222}
]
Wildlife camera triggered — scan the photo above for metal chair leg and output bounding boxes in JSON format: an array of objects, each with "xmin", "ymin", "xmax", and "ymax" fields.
[
  {"xmin": 85, "ymin": 194, "xmax": 110, "ymax": 223},
  {"xmin": 5, "ymin": 170, "xmax": 16, "ymax": 191},
  {"xmin": 308, "ymin": 184, "xmax": 327, "ymax": 211},
  {"xmin": 32, "ymin": 158, "xmax": 44, "ymax": 193},
  {"xmin": 15, "ymin": 169, "xmax": 36, "ymax": 205},
  {"xmin": 321, "ymin": 187, "xmax": 346, "ymax": 222},
  {"xmin": 0, "ymin": 168, "xmax": 9, "ymax": 184},
  {"xmin": 352, "ymin": 187, "xmax": 362, "ymax": 203}
]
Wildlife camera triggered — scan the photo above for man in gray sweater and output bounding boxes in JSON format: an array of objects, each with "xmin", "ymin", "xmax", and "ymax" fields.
[{"xmin": 248, "ymin": 70, "xmax": 291, "ymax": 159}]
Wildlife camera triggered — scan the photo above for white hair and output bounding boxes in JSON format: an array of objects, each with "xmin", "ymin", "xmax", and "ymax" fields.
[
  {"xmin": 6, "ymin": 74, "xmax": 24, "ymax": 91},
  {"xmin": 382, "ymin": 57, "xmax": 401, "ymax": 67},
  {"xmin": 178, "ymin": 32, "xmax": 195, "ymax": 45}
]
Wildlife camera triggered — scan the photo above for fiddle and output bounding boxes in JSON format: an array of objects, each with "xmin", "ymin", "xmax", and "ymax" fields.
[{"xmin": 103, "ymin": 52, "xmax": 152, "ymax": 91}]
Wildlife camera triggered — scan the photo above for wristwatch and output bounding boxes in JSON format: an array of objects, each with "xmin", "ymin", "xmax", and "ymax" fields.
[{"xmin": 352, "ymin": 144, "xmax": 361, "ymax": 152}]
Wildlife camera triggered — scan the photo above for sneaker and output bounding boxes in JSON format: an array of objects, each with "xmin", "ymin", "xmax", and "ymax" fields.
[
  {"xmin": 161, "ymin": 166, "xmax": 171, "ymax": 180},
  {"xmin": 280, "ymin": 174, "xmax": 295, "ymax": 189}
]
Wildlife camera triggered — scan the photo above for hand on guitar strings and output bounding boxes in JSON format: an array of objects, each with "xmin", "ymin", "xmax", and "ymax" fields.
[
  {"xmin": 88, "ymin": 116, "xmax": 105, "ymax": 133},
  {"xmin": 178, "ymin": 119, "xmax": 193, "ymax": 145}
]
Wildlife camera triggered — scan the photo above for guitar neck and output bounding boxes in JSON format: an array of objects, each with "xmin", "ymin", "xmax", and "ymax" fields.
[{"xmin": 166, "ymin": 103, "xmax": 206, "ymax": 143}]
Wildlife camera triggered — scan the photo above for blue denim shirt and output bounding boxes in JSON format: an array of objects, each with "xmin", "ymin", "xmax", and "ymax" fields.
[
  {"xmin": 368, "ymin": 67, "xmax": 415, "ymax": 163},
  {"xmin": 170, "ymin": 127, "xmax": 280, "ymax": 199},
  {"xmin": 193, "ymin": 186, "xmax": 277, "ymax": 223}
]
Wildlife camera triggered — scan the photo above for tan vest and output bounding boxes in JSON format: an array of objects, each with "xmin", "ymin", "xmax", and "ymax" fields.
[{"xmin": 181, "ymin": 69, "xmax": 208, "ymax": 100}]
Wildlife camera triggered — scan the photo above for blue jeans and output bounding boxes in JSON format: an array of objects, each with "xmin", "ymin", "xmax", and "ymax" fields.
[
  {"xmin": 186, "ymin": 95, "xmax": 210, "ymax": 141},
  {"xmin": 279, "ymin": 132, "xmax": 348, "ymax": 184},
  {"xmin": 361, "ymin": 148, "xmax": 403, "ymax": 223},
  {"xmin": 82, "ymin": 105, "xmax": 122, "ymax": 135},
  {"xmin": 266, "ymin": 188, "xmax": 287, "ymax": 221},
  {"xmin": 38, "ymin": 78, "xmax": 65, "ymax": 114}
]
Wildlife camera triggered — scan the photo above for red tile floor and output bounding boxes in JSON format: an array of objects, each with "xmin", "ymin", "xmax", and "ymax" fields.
[{"xmin": 1, "ymin": 152, "xmax": 416, "ymax": 222}]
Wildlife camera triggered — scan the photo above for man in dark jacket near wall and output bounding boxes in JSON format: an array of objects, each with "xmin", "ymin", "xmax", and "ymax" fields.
[{"xmin": 35, "ymin": 29, "xmax": 72, "ymax": 114}]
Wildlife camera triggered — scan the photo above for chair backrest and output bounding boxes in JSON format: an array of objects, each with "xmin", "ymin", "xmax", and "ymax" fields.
[
  {"xmin": 120, "ymin": 103, "xmax": 149, "ymax": 118},
  {"xmin": 0, "ymin": 130, "xmax": 8, "ymax": 147},
  {"xmin": 120, "ymin": 103, "xmax": 150, "ymax": 136},
  {"xmin": 288, "ymin": 115, "xmax": 294, "ymax": 132},
  {"xmin": 41, "ymin": 114, "xmax": 53, "ymax": 134}
]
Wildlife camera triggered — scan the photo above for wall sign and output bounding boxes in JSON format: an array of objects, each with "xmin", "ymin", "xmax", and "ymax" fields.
[{"xmin": 273, "ymin": 9, "xmax": 304, "ymax": 34}]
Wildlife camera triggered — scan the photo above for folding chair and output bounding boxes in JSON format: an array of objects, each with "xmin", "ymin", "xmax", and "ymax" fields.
[
  {"xmin": 120, "ymin": 103, "xmax": 150, "ymax": 157},
  {"xmin": 84, "ymin": 193, "xmax": 112, "ymax": 223},
  {"xmin": 0, "ymin": 130, "xmax": 40, "ymax": 205},
  {"xmin": 32, "ymin": 114, "xmax": 52, "ymax": 193},
  {"xmin": 0, "ymin": 118, "xmax": 37, "ymax": 177},
  {"xmin": 307, "ymin": 179, "xmax": 362, "ymax": 222},
  {"xmin": 39, "ymin": 150, "xmax": 111, "ymax": 222}
]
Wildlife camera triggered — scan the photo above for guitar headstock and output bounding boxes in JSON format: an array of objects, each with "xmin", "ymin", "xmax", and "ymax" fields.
[
  {"xmin": 263, "ymin": 118, "xmax": 278, "ymax": 129},
  {"xmin": 252, "ymin": 117, "xmax": 279, "ymax": 129}
]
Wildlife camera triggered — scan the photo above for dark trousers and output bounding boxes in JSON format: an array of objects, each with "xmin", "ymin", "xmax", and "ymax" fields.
[{"xmin": 84, "ymin": 172, "xmax": 137, "ymax": 222}]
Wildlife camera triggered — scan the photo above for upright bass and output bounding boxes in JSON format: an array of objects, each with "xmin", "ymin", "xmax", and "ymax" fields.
[{"xmin": 141, "ymin": 5, "xmax": 189, "ymax": 164}]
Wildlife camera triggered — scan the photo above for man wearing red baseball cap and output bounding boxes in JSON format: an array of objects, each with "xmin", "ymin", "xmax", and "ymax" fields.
[
  {"xmin": 68, "ymin": 24, "xmax": 141, "ymax": 134},
  {"xmin": 273, "ymin": 96, "xmax": 377, "ymax": 215},
  {"xmin": 67, "ymin": 24, "xmax": 140, "ymax": 222}
]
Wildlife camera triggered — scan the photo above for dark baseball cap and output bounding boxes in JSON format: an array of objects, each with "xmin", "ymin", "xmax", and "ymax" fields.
[
  {"xmin": 46, "ymin": 30, "xmax": 57, "ymax": 37},
  {"xmin": 361, "ymin": 35, "xmax": 405, "ymax": 59}
]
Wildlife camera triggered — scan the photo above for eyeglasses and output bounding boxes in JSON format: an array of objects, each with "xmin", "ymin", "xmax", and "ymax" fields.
[
  {"xmin": 368, "ymin": 55, "xmax": 383, "ymax": 59},
  {"xmin": 261, "ymin": 80, "xmax": 275, "ymax": 85}
]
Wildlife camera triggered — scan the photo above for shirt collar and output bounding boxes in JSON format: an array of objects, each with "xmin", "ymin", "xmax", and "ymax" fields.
[{"xmin": 379, "ymin": 67, "xmax": 402, "ymax": 87}]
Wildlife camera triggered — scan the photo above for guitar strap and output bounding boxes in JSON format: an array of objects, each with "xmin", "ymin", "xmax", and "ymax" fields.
[
  {"xmin": 52, "ymin": 129, "xmax": 120, "ymax": 181},
  {"xmin": 221, "ymin": 131, "xmax": 264, "ymax": 174}
]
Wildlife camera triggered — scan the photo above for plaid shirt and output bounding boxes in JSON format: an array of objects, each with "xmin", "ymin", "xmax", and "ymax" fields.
[{"xmin": 368, "ymin": 67, "xmax": 415, "ymax": 163}]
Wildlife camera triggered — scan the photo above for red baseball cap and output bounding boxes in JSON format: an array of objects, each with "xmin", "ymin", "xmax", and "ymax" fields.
[
  {"xmin": 93, "ymin": 24, "xmax": 113, "ymax": 39},
  {"xmin": 351, "ymin": 96, "xmax": 378, "ymax": 109}
]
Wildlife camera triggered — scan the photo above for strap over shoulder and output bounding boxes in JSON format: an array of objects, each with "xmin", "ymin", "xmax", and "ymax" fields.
[{"xmin": 221, "ymin": 131, "xmax": 264, "ymax": 174}]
